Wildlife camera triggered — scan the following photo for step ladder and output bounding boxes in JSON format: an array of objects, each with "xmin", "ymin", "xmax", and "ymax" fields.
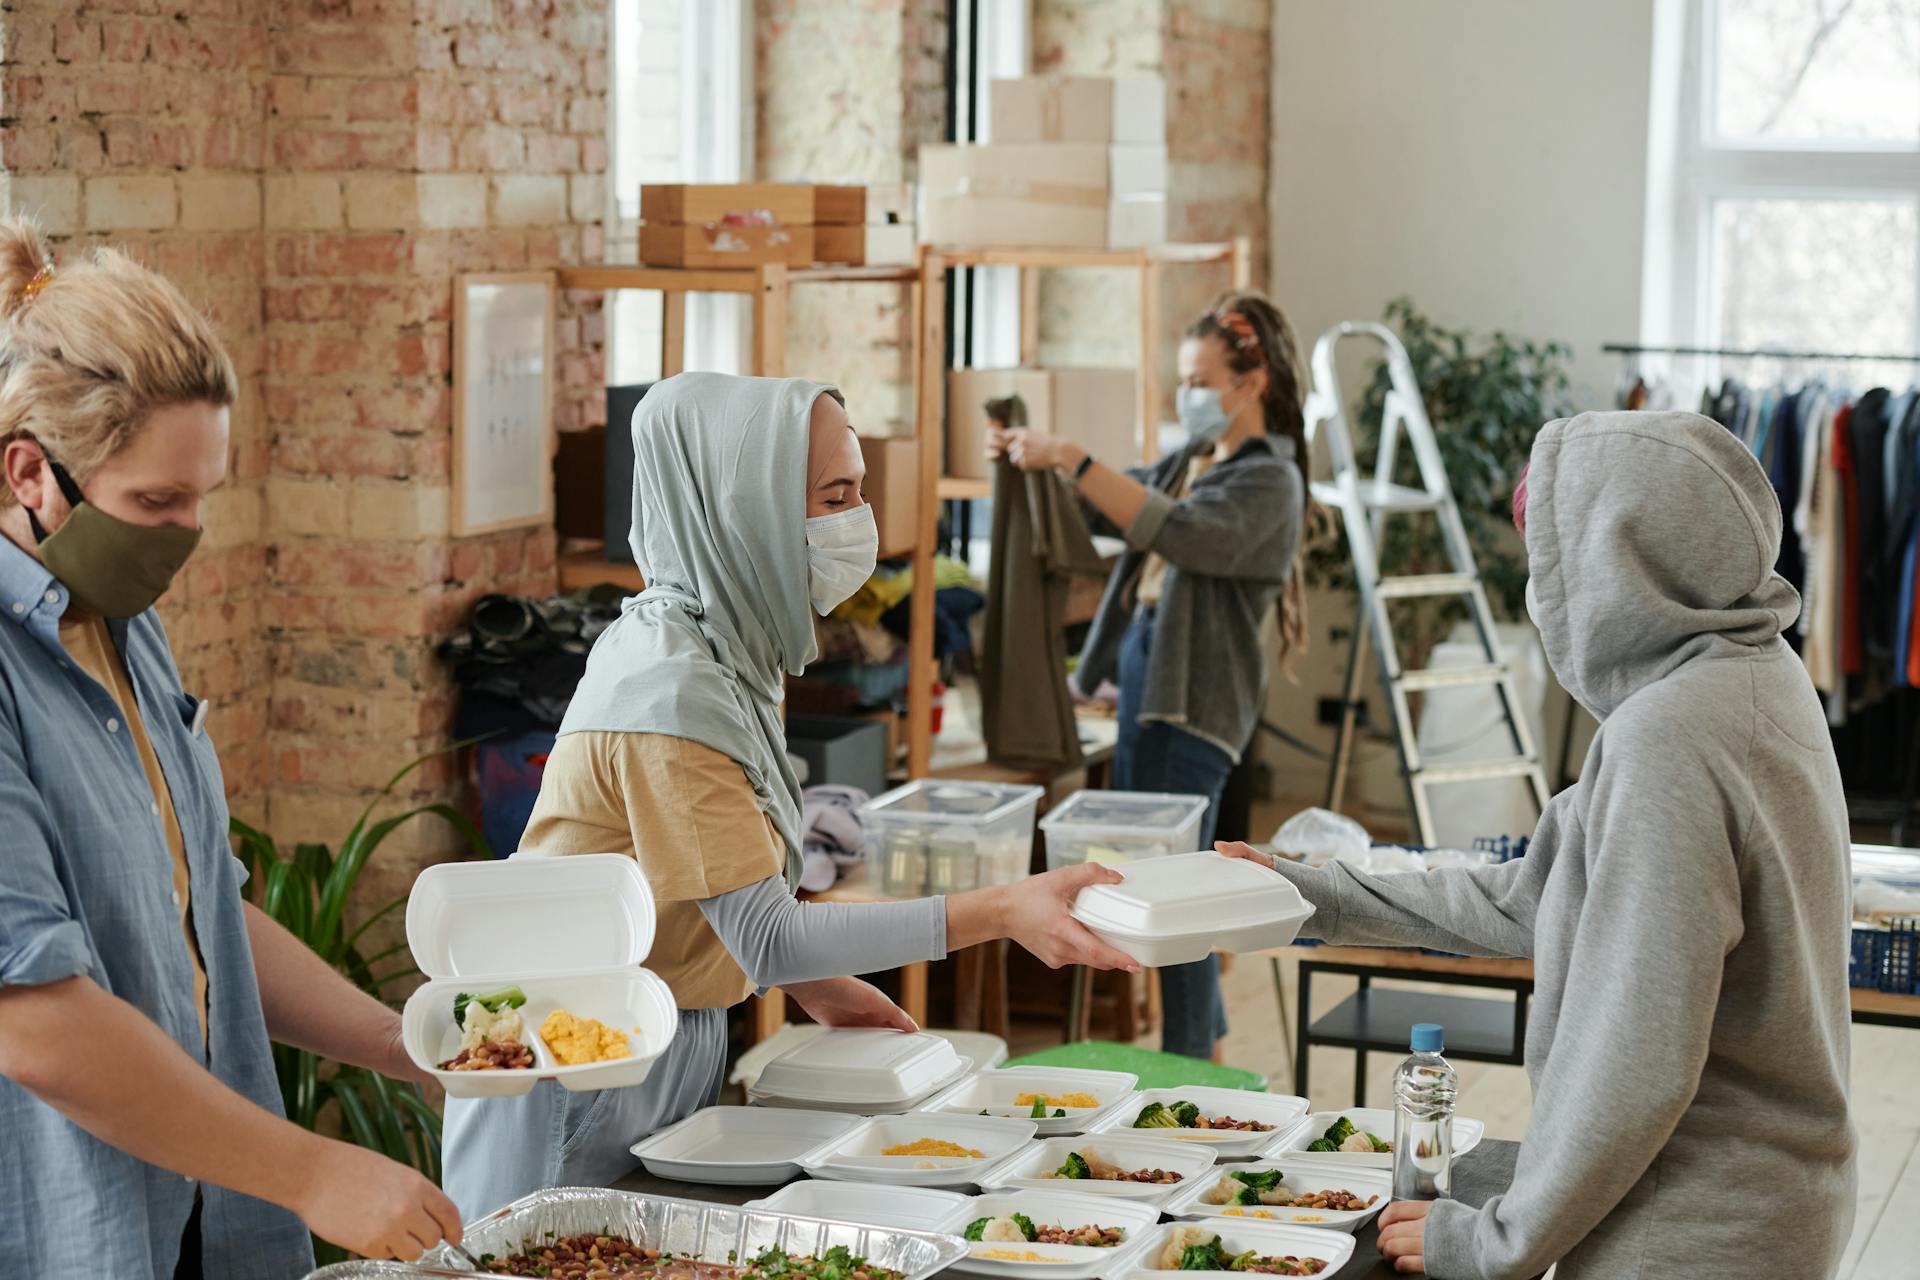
[{"xmin": 1302, "ymin": 322, "xmax": 1549, "ymax": 846}]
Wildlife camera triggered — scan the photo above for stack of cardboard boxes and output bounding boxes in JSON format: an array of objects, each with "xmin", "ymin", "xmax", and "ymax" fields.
[
  {"xmin": 640, "ymin": 183, "xmax": 910, "ymax": 268},
  {"xmin": 920, "ymin": 75, "xmax": 1168, "ymax": 250}
]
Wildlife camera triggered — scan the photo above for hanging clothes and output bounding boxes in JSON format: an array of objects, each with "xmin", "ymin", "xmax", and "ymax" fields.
[{"xmin": 980, "ymin": 456, "xmax": 1108, "ymax": 770}]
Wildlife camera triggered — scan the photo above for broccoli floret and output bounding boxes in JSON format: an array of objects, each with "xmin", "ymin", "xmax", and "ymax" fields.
[
  {"xmin": 1364, "ymin": 1131, "xmax": 1390, "ymax": 1153},
  {"xmin": 1170, "ymin": 1101, "xmax": 1201, "ymax": 1127},
  {"xmin": 1055, "ymin": 1151, "xmax": 1092, "ymax": 1179},
  {"xmin": 1227, "ymin": 1250, "xmax": 1257, "ymax": 1272},
  {"xmin": 1053, "ymin": 1108, "xmax": 1066, "ymax": 1118},
  {"xmin": 1305, "ymin": 1137, "xmax": 1341, "ymax": 1153},
  {"xmin": 1012, "ymin": 1214, "xmax": 1036, "ymax": 1242},
  {"xmin": 1230, "ymin": 1186, "xmax": 1261, "ymax": 1206},
  {"xmin": 1230, "ymin": 1169, "xmax": 1286, "ymax": 1192},
  {"xmin": 1030, "ymin": 1097, "xmax": 1050, "ymax": 1119},
  {"xmin": 1178, "ymin": 1237, "xmax": 1234, "ymax": 1271},
  {"xmin": 963, "ymin": 1218, "xmax": 992, "ymax": 1242},
  {"xmin": 1133, "ymin": 1102, "xmax": 1178, "ymax": 1129}
]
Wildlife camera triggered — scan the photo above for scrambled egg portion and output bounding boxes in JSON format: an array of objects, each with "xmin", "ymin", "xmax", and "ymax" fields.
[
  {"xmin": 1015, "ymin": 1091, "xmax": 1100, "ymax": 1109},
  {"xmin": 540, "ymin": 1009, "xmax": 632, "ymax": 1065},
  {"xmin": 973, "ymin": 1251, "xmax": 1065, "ymax": 1264},
  {"xmin": 881, "ymin": 1138, "xmax": 984, "ymax": 1158}
]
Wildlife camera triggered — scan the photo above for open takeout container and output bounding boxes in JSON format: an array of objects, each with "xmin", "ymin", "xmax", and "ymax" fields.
[
  {"xmin": 980, "ymin": 1134, "xmax": 1218, "ymax": 1209},
  {"xmin": 1268, "ymin": 1107, "xmax": 1485, "ymax": 1169},
  {"xmin": 749, "ymin": 1028, "xmax": 973, "ymax": 1114},
  {"xmin": 1122, "ymin": 1218, "xmax": 1355, "ymax": 1277},
  {"xmin": 1162, "ymin": 1157, "xmax": 1392, "ymax": 1233},
  {"xmin": 1086, "ymin": 1086, "xmax": 1309, "ymax": 1159},
  {"xmin": 915, "ymin": 1065, "xmax": 1140, "ymax": 1136},
  {"xmin": 401, "ymin": 853, "xmax": 677, "ymax": 1098},
  {"xmin": 797, "ymin": 1112, "xmax": 1039, "ymax": 1190},
  {"xmin": 745, "ymin": 1181, "xmax": 973, "ymax": 1233},
  {"xmin": 938, "ymin": 1189, "xmax": 1162, "ymax": 1280},
  {"xmin": 1069, "ymin": 852, "xmax": 1316, "ymax": 967}
]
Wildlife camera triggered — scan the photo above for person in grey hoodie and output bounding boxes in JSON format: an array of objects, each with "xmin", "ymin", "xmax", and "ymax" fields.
[{"xmin": 1223, "ymin": 410, "xmax": 1855, "ymax": 1278}]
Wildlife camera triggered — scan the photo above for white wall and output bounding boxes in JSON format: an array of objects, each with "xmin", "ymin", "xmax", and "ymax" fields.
[{"xmin": 1257, "ymin": 0, "xmax": 1660, "ymax": 826}]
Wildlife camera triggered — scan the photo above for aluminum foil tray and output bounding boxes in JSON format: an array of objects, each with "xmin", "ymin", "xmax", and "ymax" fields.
[{"xmin": 419, "ymin": 1189, "xmax": 969, "ymax": 1280}]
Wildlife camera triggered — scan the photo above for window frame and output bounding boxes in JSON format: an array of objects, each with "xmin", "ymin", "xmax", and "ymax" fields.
[{"xmin": 1660, "ymin": 0, "xmax": 1920, "ymax": 368}]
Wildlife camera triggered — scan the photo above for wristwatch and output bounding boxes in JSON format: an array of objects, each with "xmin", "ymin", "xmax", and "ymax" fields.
[{"xmin": 1071, "ymin": 453, "xmax": 1095, "ymax": 482}]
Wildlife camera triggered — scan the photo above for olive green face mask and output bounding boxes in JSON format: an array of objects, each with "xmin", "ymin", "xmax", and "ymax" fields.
[{"xmin": 27, "ymin": 449, "xmax": 200, "ymax": 618}]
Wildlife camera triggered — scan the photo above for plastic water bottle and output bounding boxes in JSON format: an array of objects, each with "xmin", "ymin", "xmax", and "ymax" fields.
[{"xmin": 1392, "ymin": 1022, "xmax": 1456, "ymax": 1200}]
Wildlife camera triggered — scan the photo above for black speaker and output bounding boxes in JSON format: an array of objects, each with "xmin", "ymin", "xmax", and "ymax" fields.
[{"xmin": 603, "ymin": 383, "xmax": 654, "ymax": 563}]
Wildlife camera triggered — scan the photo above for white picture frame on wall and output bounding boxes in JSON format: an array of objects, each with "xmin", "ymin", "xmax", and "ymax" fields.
[{"xmin": 452, "ymin": 271, "xmax": 557, "ymax": 537}]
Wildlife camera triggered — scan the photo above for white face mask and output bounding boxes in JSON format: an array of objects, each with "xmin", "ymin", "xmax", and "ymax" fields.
[
  {"xmin": 805, "ymin": 505, "xmax": 879, "ymax": 616},
  {"xmin": 1177, "ymin": 384, "xmax": 1234, "ymax": 444}
]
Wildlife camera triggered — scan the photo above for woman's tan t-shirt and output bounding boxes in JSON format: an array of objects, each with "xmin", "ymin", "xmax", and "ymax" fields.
[{"xmin": 520, "ymin": 731, "xmax": 785, "ymax": 1009}]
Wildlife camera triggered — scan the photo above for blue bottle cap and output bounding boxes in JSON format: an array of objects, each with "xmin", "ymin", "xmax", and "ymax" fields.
[{"xmin": 1410, "ymin": 1023, "xmax": 1444, "ymax": 1052}]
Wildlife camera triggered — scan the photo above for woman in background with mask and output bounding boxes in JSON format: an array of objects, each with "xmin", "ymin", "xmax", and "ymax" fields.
[
  {"xmin": 443, "ymin": 372, "xmax": 1140, "ymax": 1219},
  {"xmin": 0, "ymin": 218, "xmax": 464, "ymax": 1275},
  {"xmin": 990, "ymin": 291, "xmax": 1309, "ymax": 1061}
]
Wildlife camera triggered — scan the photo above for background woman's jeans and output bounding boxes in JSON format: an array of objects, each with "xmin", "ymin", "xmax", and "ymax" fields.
[{"xmin": 1113, "ymin": 609, "xmax": 1234, "ymax": 1060}]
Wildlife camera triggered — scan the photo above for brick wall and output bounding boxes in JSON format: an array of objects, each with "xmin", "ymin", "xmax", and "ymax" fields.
[
  {"xmin": 755, "ymin": 0, "xmax": 947, "ymax": 436},
  {"xmin": 1, "ymin": 1, "xmax": 607, "ymax": 899}
]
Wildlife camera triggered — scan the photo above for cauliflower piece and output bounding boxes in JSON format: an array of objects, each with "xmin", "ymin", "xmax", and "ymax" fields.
[
  {"xmin": 1156, "ymin": 1226, "xmax": 1213, "ymax": 1270},
  {"xmin": 980, "ymin": 1217, "xmax": 1027, "ymax": 1243},
  {"xmin": 1202, "ymin": 1175, "xmax": 1240, "ymax": 1206},
  {"xmin": 459, "ymin": 1002, "xmax": 524, "ymax": 1054},
  {"xmin": 1339, "ymin": 1130, "xmax": 1377, "ymax": 1153}
]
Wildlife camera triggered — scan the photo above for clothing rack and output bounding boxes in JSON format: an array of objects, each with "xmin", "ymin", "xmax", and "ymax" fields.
[{"xmin": 1603, "ymin": 342, "xmax": 1920, "ymax": 364}]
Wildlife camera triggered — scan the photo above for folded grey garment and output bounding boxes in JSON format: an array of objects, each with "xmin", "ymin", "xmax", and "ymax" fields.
[
  {"xmin": 802, "ymin": 784, "xmax": 871, "ymax": 866},
  {"xmin": 799, "ymin": 849, "xmax": 838, "ymax": 894}
]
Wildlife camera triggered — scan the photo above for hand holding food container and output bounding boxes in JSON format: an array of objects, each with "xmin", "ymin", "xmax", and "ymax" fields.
[{"xmin": 1064, "ymin": 851, "xmax": 1316, "ymax": 967}]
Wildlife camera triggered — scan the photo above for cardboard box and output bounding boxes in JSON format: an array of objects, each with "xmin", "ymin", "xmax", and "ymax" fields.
[
  {"xmin": 1049, "ymin": 367, "xmax": 1139, "ymax": 468},
  {"xmin": 812, "ymin": 184, "xmax": 867, "ymax": 225},
  {"xmin": 859, "ymin": 434, "xmax": 920, "ymax": 556},
  {"xmin": 816, "ymin": 223, "xmax": 917, "ymax": 266},
  {"xmin": 945, "ymin": 367, "xmax": 1138, "ymax": 481},
  {"xmin": 639, "ymin": 222, "xmax": 815, "ymax": 268},
  {"xmin": 990, "ymin": 75, "xmax": 1166, "ymax": 145},
  {"xmin": 640, "ymin": 183, "xmax": 814, "ymax": 226},
  {"xmin": 918, "ymin": 143, "xmax": 1167, "ymax": 249}
]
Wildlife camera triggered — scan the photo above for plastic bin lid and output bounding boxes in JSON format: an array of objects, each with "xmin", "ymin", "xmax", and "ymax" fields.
[
  {"xmin": 752, "ymin": 1028, "xmax": 966, "ymax": 1105},
  {"xmin": 1070, "ymin": 850, "xmax": 1309, "ymax": 938},
  {"xmin": 863, "ymin": 779, "xmax": 1046, "ymax": 823},
  {"xmin": 1041, "ymin": 789, "xmax": 1210, "ymax": 832},
  {"xmin": 405, "ymin": 852, "xmax": 656, "ymax": 980}
]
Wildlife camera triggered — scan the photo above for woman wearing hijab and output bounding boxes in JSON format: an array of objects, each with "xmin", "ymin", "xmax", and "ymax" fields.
[{"xmin": 443, "ymin": 373, "xmax": 1139, "ymax": 1218}]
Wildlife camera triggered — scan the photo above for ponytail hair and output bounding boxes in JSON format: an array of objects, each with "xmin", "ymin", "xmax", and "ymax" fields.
[{"xmin": 1185, "ymin": 290, "xmax": 1318, "ymax": 678}]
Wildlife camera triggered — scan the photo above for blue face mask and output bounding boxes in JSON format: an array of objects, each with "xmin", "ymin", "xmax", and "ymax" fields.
[{"xmin": 1177, "ymin": 384, "xmax": 1233, "ymax": 444}]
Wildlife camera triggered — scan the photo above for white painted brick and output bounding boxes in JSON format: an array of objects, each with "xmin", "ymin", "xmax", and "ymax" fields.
[
  {"xmin": 569, "ymin": 174, "xmax": 605, "ymax": 223},
  {"xmin": 264, "ymin": 175, "xmax": 343, "ymax": 230},
  {"xmin": 179, "ymin": 175, "xmax": 263, "ymax": 232},
  {"xmin": 492, "ymin": 175, "xmax": 566, "ymax": 226},
  {"xmin": 84, "ymin": 177, "xmax": 177, "ymax": 231},
  {"xmin": 415, "ymin": 174, "xmax": 487, "ymax": 229},
  {"xmin": 266, "ymin": 477, "xmax": 350, "ymax": 538},
  {"xmin": 344, "ymin": 175, "xmax": 418, "ymax": 230},
  {"xmin": 3, "ymin": 175, "xmax": 82, "ymax": 234},
  {"xmin": 350, "ymin": 483, "xmax": 448, "ymax": 540}
]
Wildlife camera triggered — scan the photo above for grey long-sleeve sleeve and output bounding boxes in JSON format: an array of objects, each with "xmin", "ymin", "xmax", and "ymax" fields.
[
  {"xmin": 696, "ymin": 875, "xmax": 947, "ymax": 988},
  {"xmin": 1267, "ymin": 848, "xmax": 1545, "ymax": 960}
]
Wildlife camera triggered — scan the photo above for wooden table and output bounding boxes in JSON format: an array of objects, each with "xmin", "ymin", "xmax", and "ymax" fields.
[
  {"xmin": 1280, "ymin": 944, "xmax": 1920, "ymax": 1104},
  {"xmin": 612, "ymin": 1140, "xmax": 1523, "ymax": 1279}
]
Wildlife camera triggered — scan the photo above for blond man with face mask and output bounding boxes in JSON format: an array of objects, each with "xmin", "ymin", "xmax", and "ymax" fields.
[{"xmin": 0, "ymin": 218, "xmax": 464, "ymax": 1277}]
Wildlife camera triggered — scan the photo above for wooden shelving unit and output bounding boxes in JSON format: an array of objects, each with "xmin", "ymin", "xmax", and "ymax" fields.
[{"xmin": 904, "ymin": 238, "xmax": 1251, "ymax": 777}]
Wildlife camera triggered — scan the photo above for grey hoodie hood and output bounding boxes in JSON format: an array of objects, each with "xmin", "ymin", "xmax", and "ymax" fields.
[{"xmin": 1522, "ymin": 410, "xmax": 1802, "ymax": 719}]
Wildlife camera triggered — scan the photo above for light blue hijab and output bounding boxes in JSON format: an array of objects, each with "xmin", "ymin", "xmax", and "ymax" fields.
[{"xmin": 560, "ymin": 372, "xmax": 840, "ymax": 887}]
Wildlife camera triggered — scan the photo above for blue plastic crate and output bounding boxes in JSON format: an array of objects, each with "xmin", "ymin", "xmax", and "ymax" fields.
[{"xmin": 1850, "ymin": 918, "xmax": 1920, "ymax": 994}]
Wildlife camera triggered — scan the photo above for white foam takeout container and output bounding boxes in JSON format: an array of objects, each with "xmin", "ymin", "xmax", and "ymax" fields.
[
  {"xmin": 980, "ymin": 1134, "xmax": 1219, "ymax": 1209},
  {"xmin": 939, "ymin": 1189, "xmax": 1163, "ymax": 1280},
  {"xmin": 401, "ymin": 853, "xmax": 677, "ymax": 1099},
  {"xmin": 1268, "ymin": 1107, "xmax": 1485, "ymax": 1169},
  {"xmin": 916, "ymin": 1066, "xmax": 1140, "ymax": 1136},
  {"xmin": 1086, "ymin": 1086, "xmax": 1310, "ymax": 1160},
  {"xmin": 1163, "ymin": 1156, "xmax": 1392, "ymax": 1234},
  {"xmin": 1123, "ymin": 1218, "xmax": 1355, "ymax": 1278},
  {"xmin": 629, "ymin": 1106, "xmax": 860, "ymax": 1185},
  {"xmin": 798, "ymin": 1112, "xmax": 1039, "ymax": 1190},
  {"xmin": 750, "ymin": 1028, "xmax": 973, "ymax": 1114},
  {"xmin": 1068, "ymin": 852, "xmax": 1316, "ymax": 967},
  {"xmin": 745, "ymin": 1181, "xmax": 973, "ymax": 1233}
]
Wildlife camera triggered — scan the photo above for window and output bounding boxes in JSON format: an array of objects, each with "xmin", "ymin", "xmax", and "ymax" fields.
[
  {"xmin": 951, "ymin": 0, "xmax": 1029, "ymax": 368},
  {"xmin": 605, "ymin": 0, "xmax": 752, "ymax": 385},
  {"xmin": 1651, "ymin": 0, "xmax": 1920, "ymax": 383}
]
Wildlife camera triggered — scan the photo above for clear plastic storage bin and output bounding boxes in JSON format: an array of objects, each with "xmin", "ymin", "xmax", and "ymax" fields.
[
  {"xmin": 859, "ymin": 781, "xmax": 1045, "ymax": 897},
  {"xmin": 1040, "ymin": 790, "xmax": 1211, "ymax": 870}
]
